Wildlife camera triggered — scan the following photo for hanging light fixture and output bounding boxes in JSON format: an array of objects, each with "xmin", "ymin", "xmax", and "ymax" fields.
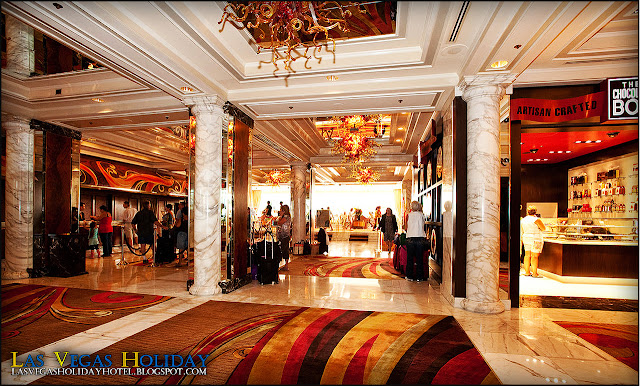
[
  {"xmin": 350, "ymin": 166, "xmax": 380, "ymax": 184},
  {"xmin": 218, "ymin": 1, "xmax": 365, "ymax": 74},
  {"xmin": 331, "ymin": 132, "xmax": 379, "ymax": 165},
  {"xmin": 228, "ymin": 120, "xmax": 234, "ymax": 163},
  {"xmin": 265, "ymin": 169, "xmax": 290, "ymax": 185}
]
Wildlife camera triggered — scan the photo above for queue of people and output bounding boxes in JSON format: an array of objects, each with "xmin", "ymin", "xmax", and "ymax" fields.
[{"xmin": 82, "ymin": 200, "xmax": 186, "ymax": 266}]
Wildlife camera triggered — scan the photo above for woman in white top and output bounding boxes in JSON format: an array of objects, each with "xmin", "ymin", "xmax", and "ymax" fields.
[
  {"xmin": 521, "ymin": 205, "xmax": 546, "ymax": 278},
  {"xmin": 404, "ymin": 201, "xmax": 428, "ymax": 281}
]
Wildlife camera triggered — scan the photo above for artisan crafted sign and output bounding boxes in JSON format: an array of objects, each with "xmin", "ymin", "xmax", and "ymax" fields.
[
  {"xmin": 511, "ymin": 76, "xmax": 638, "ymax": 123},
  {"xmin": 510, "ymin": 92, "xmax": 604, "ymax": 122}
]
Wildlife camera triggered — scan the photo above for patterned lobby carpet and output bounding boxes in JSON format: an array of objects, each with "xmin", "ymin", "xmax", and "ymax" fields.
[
  {"xmin": 554, "ymin": 321, "xmax": 638, "ymax": 371},
  {"xmin": 33, "ymin": 300, "xmax": 499, "ymax": 385},
  {"xmin": 0, "ymin": 283, "xmax": 171, "ymax": 361},
  {"xmin": 285, "ymin": 256, "xmax": 404, "ymax": 279}
]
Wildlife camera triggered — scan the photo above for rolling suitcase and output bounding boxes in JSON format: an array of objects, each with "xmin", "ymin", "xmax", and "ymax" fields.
[{"xmin": 257, "ymin": 226, "xmax": 280, "ymax": 285}]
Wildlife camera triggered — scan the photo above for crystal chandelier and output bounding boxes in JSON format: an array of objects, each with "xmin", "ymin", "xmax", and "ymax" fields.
[{"xmin": 218, "ymin": 1, "xmax": 365, "ymax": 74}]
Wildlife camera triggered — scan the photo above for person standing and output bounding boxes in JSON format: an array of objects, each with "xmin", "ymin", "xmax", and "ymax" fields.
[
  {"xmin": 265, "ymin": 201, "xmax": 272, "ymax": 217},
  {"xmin": 71, "ymin": 207, "xmax": 79, "ymax": 233},
  {"xmin": 161, "ymin": 203, "xmax": 175, "ymax": 238},
  {"xmin": 122, "ymin": 201, "xmax": 137, "ymax": 248},
  {"xmin": 131, "ymin": 200, "xmax": 165, "ymax": 260},
  {"xmin": 276, "ymin": 204, "xmax": 292, "ymax": 271},
  {"xmin": 79, "ymin": 202, "xmax": 86, "ymax": 222},
  {"xmin": 91, "ymin": 205, "xmax": 113, "ymax": 257},
  {"xmin": 174, "ymin": 204, "xmax": 189, "ymax": 266},
  {"xmin": 521, "ymin": 205, "xmax": 546, "ymax": 278},
  {"xmin": 378, "ymin": 207, "xmax": 398, "ymax": 253},
  {"xmin": 87, "ymin": 221, "xmax": 100, "ymax": 258},
  {"xmin": 405, "ymin": 201, "xmax": 427, "ymax": 281}
]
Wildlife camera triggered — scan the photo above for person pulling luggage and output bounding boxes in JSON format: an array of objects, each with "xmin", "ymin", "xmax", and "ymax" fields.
[{"xmin": 276, "ymin": 205, "xmax": 292, "ymax": 271}]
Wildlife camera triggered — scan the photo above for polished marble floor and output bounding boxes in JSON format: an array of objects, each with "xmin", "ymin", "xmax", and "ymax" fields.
[{"xmin": 2, "ymin": 241, "xmax": 638, "ymax": 385}]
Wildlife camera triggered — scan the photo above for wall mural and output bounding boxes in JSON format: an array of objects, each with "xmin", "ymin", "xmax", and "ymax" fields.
[{"xmin": 80, "ymin": 155, "xmax": 187, "ymax": 195}]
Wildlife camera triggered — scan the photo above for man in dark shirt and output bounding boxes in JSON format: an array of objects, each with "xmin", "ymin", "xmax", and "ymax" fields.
[
  {"xmin": 265, "ymin": 201, "xmax": 272, "ymax": 217},
  {"xmin": 131, "ymin": 200, "xmax": 165, "ymax": 260}
]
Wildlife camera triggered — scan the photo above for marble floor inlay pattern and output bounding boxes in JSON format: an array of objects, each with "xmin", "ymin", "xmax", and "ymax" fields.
[{"xmin": 1, "ymin": 240, "xmax": 638, "ymax": 385}]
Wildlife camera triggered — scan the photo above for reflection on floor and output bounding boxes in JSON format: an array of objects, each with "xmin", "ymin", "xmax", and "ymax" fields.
[
  {"xmin": 519, "ymin": 267, "xmax": 638, "ymax": 300},
  {"xmin": 1, "ymin": 240, "xmax": 638, "ymax": 384},
  {"xmin": 520, "ymin": 295, "xmax": 639, "ymax": 312}
]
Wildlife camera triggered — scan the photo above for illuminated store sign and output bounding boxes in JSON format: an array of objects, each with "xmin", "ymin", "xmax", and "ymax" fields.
[
  {"xmin": 602, "ymin": 77, "xmax": 638, "ymax": 121},
  {"xmin": 511, "ymin": 77, "xmax": 638, "ymax": 123},
  {"xmin": 510, "ymin": 92, "xmax": 604, "ymax": 122}
]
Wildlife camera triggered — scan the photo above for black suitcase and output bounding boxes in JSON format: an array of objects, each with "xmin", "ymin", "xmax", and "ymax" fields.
[
  {"xmin": 256, "ymin": 227, "xmax": 279, "ymax": 285},
  {"xmin": 156, "ymin": 236, "xmax": 176, "ymax": 264}
]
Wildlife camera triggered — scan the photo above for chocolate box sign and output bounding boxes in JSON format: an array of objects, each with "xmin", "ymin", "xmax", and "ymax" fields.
[{"xmin": 602, "ymin": 77, "xmax": 638, "ymax": 121}]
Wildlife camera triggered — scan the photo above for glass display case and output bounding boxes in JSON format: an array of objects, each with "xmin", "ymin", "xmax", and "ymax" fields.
[{"xmin": 540, "ymin": 217, "xmax": 638, "ymax": 244}]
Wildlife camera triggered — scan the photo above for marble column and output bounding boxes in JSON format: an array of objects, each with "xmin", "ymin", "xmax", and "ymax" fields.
[
  {"xmin": 183, "ymin": 96, "xmax": 225, "ymax": 296},
  {"xmin": 458, "ymin": 74, "xmax": 515, "ymax": 314},
  {"xmin": 2, "ymin": 116, "xmax": 34, "ymax": 279},
  {"xmin": 291, "ymin": 162, "xmax": 307, "ymax": 243},
  {"xmin": 5, "ymin": 15, "xmax": 35, "ymax": 76}
]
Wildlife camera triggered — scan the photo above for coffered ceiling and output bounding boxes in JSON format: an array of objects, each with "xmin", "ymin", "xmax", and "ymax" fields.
[{"xmin": 1, "ymin": 1, "xmax": 637, "ymax": 184}]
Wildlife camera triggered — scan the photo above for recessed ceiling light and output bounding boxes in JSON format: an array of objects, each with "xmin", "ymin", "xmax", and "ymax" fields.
[
  {"xmin": 566, "ymin": 150, "xmax": 571, "ymax": 153},
  {"xmin": 520, "ymin": 142, "xmax": 523, "ymax": 145},
  {"xmin": 584, "ymin": 140, "xmax": 592, "ymax": 143},
  {"xmin": 490, "ymin": 60, "xmax": 509, "ymax": 69},
  {"xmin": 575, "ymin": 140, "xmax": 581, "ymax": 144},
  {"xmin": 180, "ymin": 86, "xmax": 194, "ymax": 92},
  {"xmin": 543, "ymin": 158, "xmax": 549, "ymax": 161},
  {"xmin": 595, "ymin": 140, "xmax": 602, "ymax": 143},
  {"xmin": 326, "ymin": 75, "xmax": 339, "ymax": 81},
  {"xmin": 91, "ymin": 98, "xmax": 104, "ymax": 103},
  {"xmin": 396, "ymin": 139, "xmax": 402, "ymax": 142},
  {"xmin": 528, "ymin": 159, "xmax": 533, "ymax": 162},
  {"xmin": 549, "ymin": 151, "xmax": 554, "ymax": 153},
  {"xmin": 557, "ymin": 150, "xmax": 563, "ymax": 153},
  {"xmin": 397, "ymin": 127, "xmax": 405, "ymax": 130},
  {"xmin": 535, "ymin": 159, "xmax": 541, "ymax": 161}
]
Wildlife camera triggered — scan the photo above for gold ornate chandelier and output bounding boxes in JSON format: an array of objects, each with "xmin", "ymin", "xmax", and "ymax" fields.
[
  {"xmin": 265, "ymin": 169, "xmax": 290, "ymax": 185},
  {"xmin": 218, "ymin": 1, "xmax": 365, "ymax": 74},
  {"xmin": 350, "ymin": 166, "xmax": 380, "ymax": 184},
  {"xmin": 331, "ymin": 132, "xmax": 379, "ymax": 165},
  {"xmin": 319, "ymin": 114, "xmax": 388, "ymax": 140}
]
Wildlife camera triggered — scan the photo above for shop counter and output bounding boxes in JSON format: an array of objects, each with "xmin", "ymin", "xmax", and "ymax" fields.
[{"xmin": 538, "ymin": 237, "xmax": 638, "ymax": 279}]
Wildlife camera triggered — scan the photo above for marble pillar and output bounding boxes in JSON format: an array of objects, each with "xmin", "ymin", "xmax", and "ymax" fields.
[
  {"xmin": 183, "ymin": 96, "xmax": 225, "ymax": 296},
  {"xmin": 459, "ymin": 74, "xmax": 515, "ymax": 314},
  {"xmin": 5, "ymin": 15, "xmax": 35, "ymax": 76},
  {"xmin": 2, "ymin": 116, "xmax": 34, "ymax": 279},
  {"xmin": 291, "ymin": 162, "xmax": 307, "ymax": 243}
]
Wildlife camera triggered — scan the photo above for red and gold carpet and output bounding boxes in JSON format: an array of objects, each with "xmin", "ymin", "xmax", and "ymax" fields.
[
  {"xmin": 285, "ymin": 256, "xmax": 404, "ymax": 279},
  {"xmin": 1, "ymin": 283, "xmax": 171, "ymax": 361},
  {"xmin": 32, "ymin": 300, "xmax": 499, "ymax": 385},
  {"xmin": 554, "ymin": 321, "xmax": 638, "ymax": 371}
]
